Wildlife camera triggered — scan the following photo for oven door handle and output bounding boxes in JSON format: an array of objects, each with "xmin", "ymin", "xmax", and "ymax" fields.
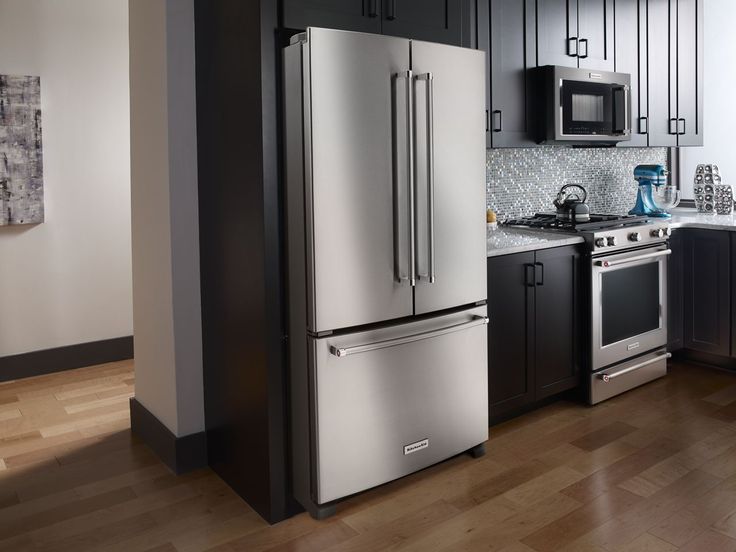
[
  {"xmin": 598, "ymin": 352, "xmax": 672, "ymax": 382},
  {"xmin": 596, "ymin": 249, "xmax": 671, "ymax": 268}
]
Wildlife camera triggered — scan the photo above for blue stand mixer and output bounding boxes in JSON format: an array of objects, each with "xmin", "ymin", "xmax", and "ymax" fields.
[{"xmin": 629, "ymin": 164, "xmax": 671, "ymax": 218}]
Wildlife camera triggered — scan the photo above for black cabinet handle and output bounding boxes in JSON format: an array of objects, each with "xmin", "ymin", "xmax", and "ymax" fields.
[
  {"xmin": 578, "ymin": 38, "xmax": 589, "ymax": 59},
  {"xmin": 368, "ymin": 0, "xmax": 378, "ymax": 17},
  {"xmin": 386, "ymin": 0, "xmax": 396, "ymax": 20},
  {"xmin": 669, "ymin": 118, "xmax": 678, "ymax": 135},
  {"xmin": 525, "ymin": 264, "xmax": 536, "ymax": 287},
  {"xmin": 535, "ymin": 262, "xmax": 544, "ymax": 286},
  {"xmin": 493, "ymin": 110, "xmax": 503, "ymax": 133},
  {"xmin": 639, "ymin": 116, "xmax": 648, "ymax": 135},
  {"xmin": 567, "ymin": 37, "xmax": 579, "ymax": 57},
  {"xmin": 678, "ymin": 118, "xmax": 686, "ymax": 135}
]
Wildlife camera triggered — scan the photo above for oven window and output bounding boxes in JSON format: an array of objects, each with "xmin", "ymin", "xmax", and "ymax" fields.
[{"xmin": 601, "ymin": 262, "xmax": 660, "ymax": 346}]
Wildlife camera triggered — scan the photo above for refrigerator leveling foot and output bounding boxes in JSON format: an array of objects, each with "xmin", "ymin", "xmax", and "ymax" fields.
[
  {"xmin": 307, "ymin": 501, "xmax": 337, "ymax": 520},
  {"xmin": 468, "ymin": 443, "xmax": 486, "ymax": 459}
]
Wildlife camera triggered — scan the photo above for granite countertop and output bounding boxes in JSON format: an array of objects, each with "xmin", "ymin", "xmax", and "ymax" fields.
[
  {"xmin": 669, "ymin": 209, "xmax": 736, "ymax": 231},
  {"xmin": 487, "ymin": 225, "xmax": 585, "ymax": 258}
]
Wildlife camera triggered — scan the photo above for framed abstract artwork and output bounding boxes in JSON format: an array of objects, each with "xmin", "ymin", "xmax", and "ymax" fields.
[{"xmin": 0, "ymin": 75, "xmax": 44, "ymax": 226}]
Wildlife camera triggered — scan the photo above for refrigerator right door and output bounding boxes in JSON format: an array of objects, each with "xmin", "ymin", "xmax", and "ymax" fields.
[
  {"xmin": 306, "ymin": 28, "xmax": 415, "ymax": 333},
  {"xmin": 412, "ymin": 41, "xmax": 487, "ymax": 315}
]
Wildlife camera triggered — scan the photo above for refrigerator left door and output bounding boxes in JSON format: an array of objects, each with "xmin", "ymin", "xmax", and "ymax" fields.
[{"xmin": 306, "ymin": 28, "xmax": 415, "ymax": 333}]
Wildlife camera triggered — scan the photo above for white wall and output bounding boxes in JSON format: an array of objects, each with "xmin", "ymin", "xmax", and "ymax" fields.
[
  {"xmin": 0, "ymin": 0, "xmax": 133, "ymax": 357},
  {"xmin": 129, "ymin": 0, "xmax": 204, "ymax": 437},
  {"xmin": 680, "ymin": 0, "xmax": 736, "ymax": 199}
]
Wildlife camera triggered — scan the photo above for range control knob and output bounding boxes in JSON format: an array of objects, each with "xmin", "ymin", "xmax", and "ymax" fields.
[
  {"xmin": 595, "ymin": 238, "xmax": 607, "ymax": 248},
  {"xmin": 607, "ymin": 236, "xmax": 618, "ymax": 247},
  {"xmin": 629, "ymin": 232, "xmax": 642, "ymax": 242},
  {"xmin": 651, "ymin": 228, "xmax": 665, "ymax": 238},
  {"xmin": 666, "ymin": 227, "xmax": 672, "ymax": 237}
]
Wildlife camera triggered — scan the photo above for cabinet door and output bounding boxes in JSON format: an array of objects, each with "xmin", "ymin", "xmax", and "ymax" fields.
[
  {"xmin": 483, "ymin": 0, "xmax": 537, "ymax": 147},
  {"xmin": 381, "ymin": 0, "xmax": 464, "ymax": 45},
  {"xmin": 487, "ymin": 252, "xmax": 535, "ymax": 421},
  {"xmin": 536, "ymin": 0, "xmax": 579, "ymax": 68},
  {"xmin": 683, "ymin": 230, "xmax": 731, "ymax": 356},
  {"xmin": 668, "ymin": 230, "xmax": 684, "ymax": 352},
  {"xmin": 615, "ymin": 0, "xmax": 648, "ymax": 147},
  {"xmin": 676, "ymin": 0, "xmax": 703, "ymax": 146},
  {"xmin": 534, "ymin": 246, "xmax": 581, "ymax": 400},
  {"xmin": 283, "ymin": 0, "xmax": 381, "ymax": 33},
  {"xmin": 647, "ymin": 0, "xmax": 678, "ymax": 147},
  {"xmin": 577, "ymin": 0, "xmax": 614, "ymax": 71}
]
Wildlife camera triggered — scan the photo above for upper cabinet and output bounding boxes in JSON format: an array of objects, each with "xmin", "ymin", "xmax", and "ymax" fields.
[
  {"xmin": 283, "ymin": 0, "xmax": 382, "ymax": 34},
  {"xmin": 381, "ymin": 0, "xmax": 464, "ymax": 45},
  {"xmin": 615, "ymin": 0, "xmax": 648, "ymax": 147},
  {"xmin": 647, "ymin": 0, "xmax": 704, "ymax": 147},
  {"xmin": 478, "ymin": 0, "xmax": 537, "ymax": 147},
  {"xmin": 535, "ymin": 0, "xmax": 614, "ymax": 71},
  {"xmin": 282, "ymin": 0, "xmax": 470, "ymax": 46}
]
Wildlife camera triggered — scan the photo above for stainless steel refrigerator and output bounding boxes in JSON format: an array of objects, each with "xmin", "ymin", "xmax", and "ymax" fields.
[{"xmin": 284, "ymin": 27, "xmax": 488, "ymax": 519}]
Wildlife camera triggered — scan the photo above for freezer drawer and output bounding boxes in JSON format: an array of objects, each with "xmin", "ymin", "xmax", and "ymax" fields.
[{"xmin": 310, "ymin": 306, "xmax": 489, "ymax": 504}]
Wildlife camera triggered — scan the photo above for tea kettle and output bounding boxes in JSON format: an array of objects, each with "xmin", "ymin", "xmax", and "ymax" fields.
[{"xmin": 553, "ymin": 184, "xmax": 590, "ymax": 222}]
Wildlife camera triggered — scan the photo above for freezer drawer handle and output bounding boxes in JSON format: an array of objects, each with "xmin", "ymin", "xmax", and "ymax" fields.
[
  {"xmin": 415, "ymin": 72, "xmax": 435, "ymax": 284},
  {"xmin": 596, "ymin": 249, "xmax": 671, "ymax": 268},
  {"xmin": 598, "ymin": 352, "xmax": 671, "ymax": 382},
  {"xmin": 329, "ymin": 315, "xmax": 489, "ymax": 358}
]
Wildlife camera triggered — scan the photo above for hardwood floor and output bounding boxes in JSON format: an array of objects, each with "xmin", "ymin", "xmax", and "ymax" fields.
[{"xmin": 2, "ymin": 360, "xmax": 736, "ymax": 551}]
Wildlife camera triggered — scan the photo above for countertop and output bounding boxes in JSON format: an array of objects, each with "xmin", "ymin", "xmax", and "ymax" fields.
[
  {"xmin": 487, "ymin": 225, "xmax": 585, "ymax": 258},
  {"xmin": 669, "ymin": 209, "xmax": 736, "ymax": 231}
]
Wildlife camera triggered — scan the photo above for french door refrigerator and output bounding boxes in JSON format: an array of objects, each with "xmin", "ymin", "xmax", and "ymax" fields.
[{"xmin": 284, "ymin": 27, "xmax": 488, "ymax": 519}]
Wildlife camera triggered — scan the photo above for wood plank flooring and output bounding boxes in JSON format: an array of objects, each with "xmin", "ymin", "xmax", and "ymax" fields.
[{"xmin": 2, "ymin": 360, "xmax": 736, "ymax": 551}]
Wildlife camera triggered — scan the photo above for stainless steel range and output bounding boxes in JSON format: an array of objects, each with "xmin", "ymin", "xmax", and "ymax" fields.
[{"xmin": 505, "ymin": 213, "xmax": 672, "ymax": 404}]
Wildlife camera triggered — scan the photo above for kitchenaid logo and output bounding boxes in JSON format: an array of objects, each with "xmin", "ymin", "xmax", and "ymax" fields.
[
  {"xmin": 404, "ymin": 438, "xmax": 429, "ymax": 455},
  {"xmin": 628, "ymin": 342, "xmax": 641, "ymax": 351}
]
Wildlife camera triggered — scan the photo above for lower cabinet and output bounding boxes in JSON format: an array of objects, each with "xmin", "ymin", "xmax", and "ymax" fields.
[
  {"xmin": 487, "ymin": 245, "xmax": 581, "ymax": 422},
  {"xmin": 681, "ymin": 229, "xmax": 731, "ymax": 356}
]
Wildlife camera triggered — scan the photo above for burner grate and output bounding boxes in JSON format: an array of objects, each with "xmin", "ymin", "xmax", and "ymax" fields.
[{"xmin": 503, "ymin": 213, "xmax": 651, "ymax": 233}]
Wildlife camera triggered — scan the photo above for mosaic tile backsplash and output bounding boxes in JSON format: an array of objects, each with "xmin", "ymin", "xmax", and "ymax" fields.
[{"xmin": 486, "ymin": 147, "xmax": 669, "ymax": 221}]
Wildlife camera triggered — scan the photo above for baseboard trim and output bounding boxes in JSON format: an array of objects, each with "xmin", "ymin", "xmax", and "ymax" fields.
[
  {"xmin": 129, "ymin": 398, "xmax": 207, "ymax": 474},
  {"xmin": 0, "ymin": 336, "xmax": 134, "ymax": 383}
]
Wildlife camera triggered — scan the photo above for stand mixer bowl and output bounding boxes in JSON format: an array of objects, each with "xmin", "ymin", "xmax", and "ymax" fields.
[{"xmin": 651, "ymin": 185, "xmax": 681, "ymax": 212}]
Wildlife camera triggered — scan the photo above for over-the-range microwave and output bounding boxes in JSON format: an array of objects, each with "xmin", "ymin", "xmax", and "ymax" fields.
[{"xmin": 533, "ymin": 65, "xmax": 632, "ymax": 145}]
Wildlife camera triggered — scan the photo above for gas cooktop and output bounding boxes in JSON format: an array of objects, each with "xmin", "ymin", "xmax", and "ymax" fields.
[
  {"xmin": 503, "ymin": 213, "xmax": 671, "ymax": 253},
  {"xmin": 503, "ymin": 213, "xmax": 651, "ymax": 233}
]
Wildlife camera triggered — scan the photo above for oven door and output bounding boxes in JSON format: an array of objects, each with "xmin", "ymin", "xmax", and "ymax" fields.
[
  {"xmin": 591, "ymin": 244, "xmax": 670, "ymax": 370},
  {"xmin": 560, "ymin": 80, "xmax": 630, "ymax": 138}
]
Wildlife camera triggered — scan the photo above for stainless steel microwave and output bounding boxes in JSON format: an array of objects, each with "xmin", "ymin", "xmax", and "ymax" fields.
[{"xmin": 533, "ymin": 66, "xmax": 632, "ymax": 145}]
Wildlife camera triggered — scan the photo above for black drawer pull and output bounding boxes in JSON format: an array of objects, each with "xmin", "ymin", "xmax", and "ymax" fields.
[
  {"xmin": 368, "ymin": 0, "xmax": 378, "ymax": 17},
  {"xmin": 493, "ymin": 110, "xmax": 503, "ymax": 133},
  {"xmin": 567, "ymin": 37, "xmax": 579, "ymax": 57},
  {"xmin": 387, "ymin": 0, "xmax": 396, "ymax": 20},
  {"xmin": 678, "ymin": 118, "xmax": 686, "ymax": 135},
  {"xmin": 639, "ymin": 116, "xmax": 648, "ymax": 135},
  {"xmin": 578, "ymin": 38, "xmax": 589, "ymax": 59}
]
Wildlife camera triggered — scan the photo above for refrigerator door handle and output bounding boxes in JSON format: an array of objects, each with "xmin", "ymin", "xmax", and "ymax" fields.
[
  {"xmin": 329, "ymin": 315, "xmax": 489, "ymax": 358},
  {"xmin": 392, "ymin": 70, "xmax": 415, "ymax": 285},
  {"xmin": 415, "ymin": 72, "xmax": 435, "ymax": 284}
]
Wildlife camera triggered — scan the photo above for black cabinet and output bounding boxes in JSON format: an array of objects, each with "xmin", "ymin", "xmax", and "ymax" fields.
[
  {"xmin": 615, "ymin": 0, "xmax": 649, "ymax": 147},
  {"xmin": 668, "ymin": 230, "xmax": 684, "ymax": 352},
  {"xmin": 683, "ymin": 230, "xmax": 731, "ymax": 356},
  {"xmin": 283, "ymin": 0, "xmax": 470, "ymax": 46},
  {"xmin": 283, "ymin": 0, "xmax": 381, "ymax": 33},
  {"xmin": 534, "ymin": 246, "xmax": 582, "ymax": 399},
  {"xmin": 487, "ymin": 252, "xmax": 536, "ymax": 419},
  {"xmin": 477, "ymin": 0, "xmax": 536, "ymax": 147},
  {"xmin": 648, "ymin": 0, "xmax": 703, "ymax": 147},
  {"xmin": 381, "ymin": 0, "xmax": 464, "ymax": 45},
  {"xmin": 487, "ymin": 245, "xmax": 581, "ymax": 422},
  {"xmin": 535, "ymin": 0, "xmax": 614, "ymax": 71}
]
